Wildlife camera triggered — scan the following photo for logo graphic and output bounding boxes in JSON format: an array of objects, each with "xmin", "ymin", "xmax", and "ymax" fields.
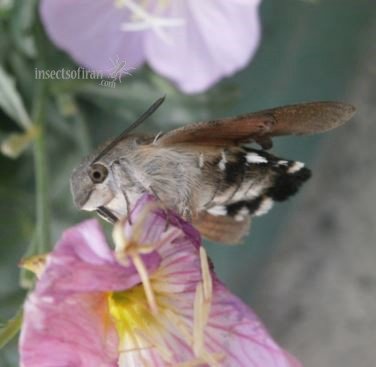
[
  {"xmin": 99, "ymin": 56, "xmax": 134, "ymax": 88},
  {"xmin": 34, "ymin": 56, "xmax": 133, "ymax": 89},
  {"xmin": 108, "ymin": 56, "xmax": 134, "ymax": 82}
]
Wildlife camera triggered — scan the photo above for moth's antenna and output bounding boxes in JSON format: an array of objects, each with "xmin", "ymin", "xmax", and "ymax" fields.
[{"xmin": 91, "ymin": 96, "xmax": 166, "ymax": 163}]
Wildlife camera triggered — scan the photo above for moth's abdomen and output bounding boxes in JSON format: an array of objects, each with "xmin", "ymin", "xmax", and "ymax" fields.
[{"xmin": 204, "ymin": 148, "xmax": 311, "ymax": 221}]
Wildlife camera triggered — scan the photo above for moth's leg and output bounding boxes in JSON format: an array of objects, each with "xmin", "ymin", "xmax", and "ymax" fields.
[
  {"xmin": 113, "ymin": 159, "xmax": 192, "ymax": 225},
  {"xmin": 149, "ymin": 185, "xmax": 171, "ymax": 230},
  {"xmin": 148, "ymin": 185, "xmax": 163, "ymax": 203},
  {"xmin": 182, "ymin": 207, "xmax": 193, "ymax": 222},
  {"xmin": 120, "ymin": 187, "xmax": 133, "ymax": 225},
  {"xmin": 109, "ymin": 164, "xmax": 133, "ymax": 224}
]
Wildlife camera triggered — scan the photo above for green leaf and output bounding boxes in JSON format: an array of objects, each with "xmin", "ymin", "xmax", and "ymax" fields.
[
  {"xmin": 0, "ymin": 66, "xmax": 32, "ymax": 130},
  {"xmin": 10, "ymin": 0, "xmax": 37, "ymax": 58},
  {"xmin": 0, "ymin": 308, "xmax": 22, "ymax": 350}
]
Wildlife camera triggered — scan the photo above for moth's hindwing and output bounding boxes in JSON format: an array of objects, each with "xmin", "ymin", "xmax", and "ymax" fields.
[
  {"xmin": 197, "ymin": 147, "xmax": 311, "ymax": 243},
  {"xmin": 192, "ymin": 213, "xmax": 252, "ymax": 245}
]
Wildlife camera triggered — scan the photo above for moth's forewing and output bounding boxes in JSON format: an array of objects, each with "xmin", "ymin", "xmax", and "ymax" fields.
[
  {"xmin": 158, "ymin": 101, "xmax": 355, "ymax": 147},
  {"xmin": 158, "ymin": 115, "xmax": 275, "ymax": 146},
  {"xmin": 257, "ymin": 101, "xmax": 356, "ymax": 136}
]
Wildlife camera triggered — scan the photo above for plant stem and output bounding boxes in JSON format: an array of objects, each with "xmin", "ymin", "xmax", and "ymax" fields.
[
  {"xmin": 0, "ymin": 308, "xmax": 23, "ymax": 349},
  {"xmin": 20, "ymin": 13, "xmax": 51, "ymax": 290},
  {"xmin": 32, "ymin": 80, "xmax": 50, "ymax": 253}
]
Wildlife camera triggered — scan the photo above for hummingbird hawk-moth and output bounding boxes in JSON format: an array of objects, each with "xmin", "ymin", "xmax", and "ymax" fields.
[{"xmin": 70, "ymin": 97, "xmax": 355, "ymax": 244}]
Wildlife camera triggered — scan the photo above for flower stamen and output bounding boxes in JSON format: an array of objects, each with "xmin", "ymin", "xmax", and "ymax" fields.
[
  {"xmin": 116, "ymin": 0, "xmax": 185, "ymax": 43},
  {"xmin": 194, "ymin": 248, "xmax": 213, "ymax": 352},
  {"xmin": 193, "ymin": 282, "xmax": 205, "ymax": 356},
  {"xmin": 132, "ymin": 252, "xmax": 158, "ymax": 314},
  {"xmin": 191, "ymin": 248, "xmax": 223, "ymax": 366},
  {"xmin": 113, "ymin": 213, "xmax": 159, "ymax": 314},
  {"xmin": 200, "ymin": 247, "xmax": 213, "ymax": 302}
]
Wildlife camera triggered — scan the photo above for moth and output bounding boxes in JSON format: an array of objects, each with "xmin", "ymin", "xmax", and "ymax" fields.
[{"xmin": 70, "ymin": 97, "xmax": 355, "ymax": 244}]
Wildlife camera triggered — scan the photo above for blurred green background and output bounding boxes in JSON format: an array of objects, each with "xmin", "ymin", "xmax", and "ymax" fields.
[{"xmin": 0, "ymin": 0, "xmax": 375, "ymax": 366}]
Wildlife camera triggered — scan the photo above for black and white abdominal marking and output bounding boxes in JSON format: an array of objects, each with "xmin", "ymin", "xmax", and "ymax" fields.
[{"xmin": 202, "ymin": 147, "xmax": 311, "ymax": 222}]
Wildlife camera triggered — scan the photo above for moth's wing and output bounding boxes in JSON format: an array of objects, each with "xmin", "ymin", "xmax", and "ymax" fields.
[
  {"xmin": 158, "ymin": 115, "xmax": 275, "ymax": 147},
  {"xmin": 258, "ymin": 101, "xmax": 355, "ymax": 136},
  {"xmin": 192, "ymin": 211, "xmax": 251, "ymax": 245},
  {"xmin": 158, "ymin": 102, "xmax": 355, "ymax": 148}
]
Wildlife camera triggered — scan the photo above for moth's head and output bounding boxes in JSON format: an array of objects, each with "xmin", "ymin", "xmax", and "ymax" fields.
[
  {"xmin": 70, "ymin": 96, "xmax": 166, "ymax": 211},
  {"xmin": 70, "ymin": 157, "xmax": 114, "ymax": 212}
]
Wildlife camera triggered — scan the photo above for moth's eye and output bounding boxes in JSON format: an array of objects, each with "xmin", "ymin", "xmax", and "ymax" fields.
[{"xmin": 89, "ymin": 163, "xmax": 108, "ymax": 184}]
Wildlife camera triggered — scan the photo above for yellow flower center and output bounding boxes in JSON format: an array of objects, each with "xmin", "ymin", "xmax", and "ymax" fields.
[{"xmin": 107, "ymin": 285, "xmax": 158, "ymax": 341}]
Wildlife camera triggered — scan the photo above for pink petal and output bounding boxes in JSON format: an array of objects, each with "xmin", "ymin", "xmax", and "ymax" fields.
[
  {"xmin": 145, "ymin": 0, "xmax": 262, "ymax": 93},
  {"xmin": 37, "ymin": 219, "xmax": 161, "ymax": 297},
  {"xmin": 20, "ymin": 218, "xmax": 161, "ymax": 367},
  {"xmin": 20, "ymin": 293, "xmax": 118, "ymax": 367},
  {"xmin": 40, "ymin": 0, "xmax": 146, "ymax": 72},
  {"xmin": 203, "ymin": 283, "xmax": 302, "ymax": 367},
  {"xmin": 151, "ymin": 228, "xmax": 202, "ymax": 294}
]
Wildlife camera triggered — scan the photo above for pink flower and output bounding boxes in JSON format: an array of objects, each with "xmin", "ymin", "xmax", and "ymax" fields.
[
  {"xmin": 20, "ymin": 196, "xmax": 300, "ymax": 367},
  {"xmin": 39, "ymin": 0, "xmax": 262, "ymax": 93}
]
